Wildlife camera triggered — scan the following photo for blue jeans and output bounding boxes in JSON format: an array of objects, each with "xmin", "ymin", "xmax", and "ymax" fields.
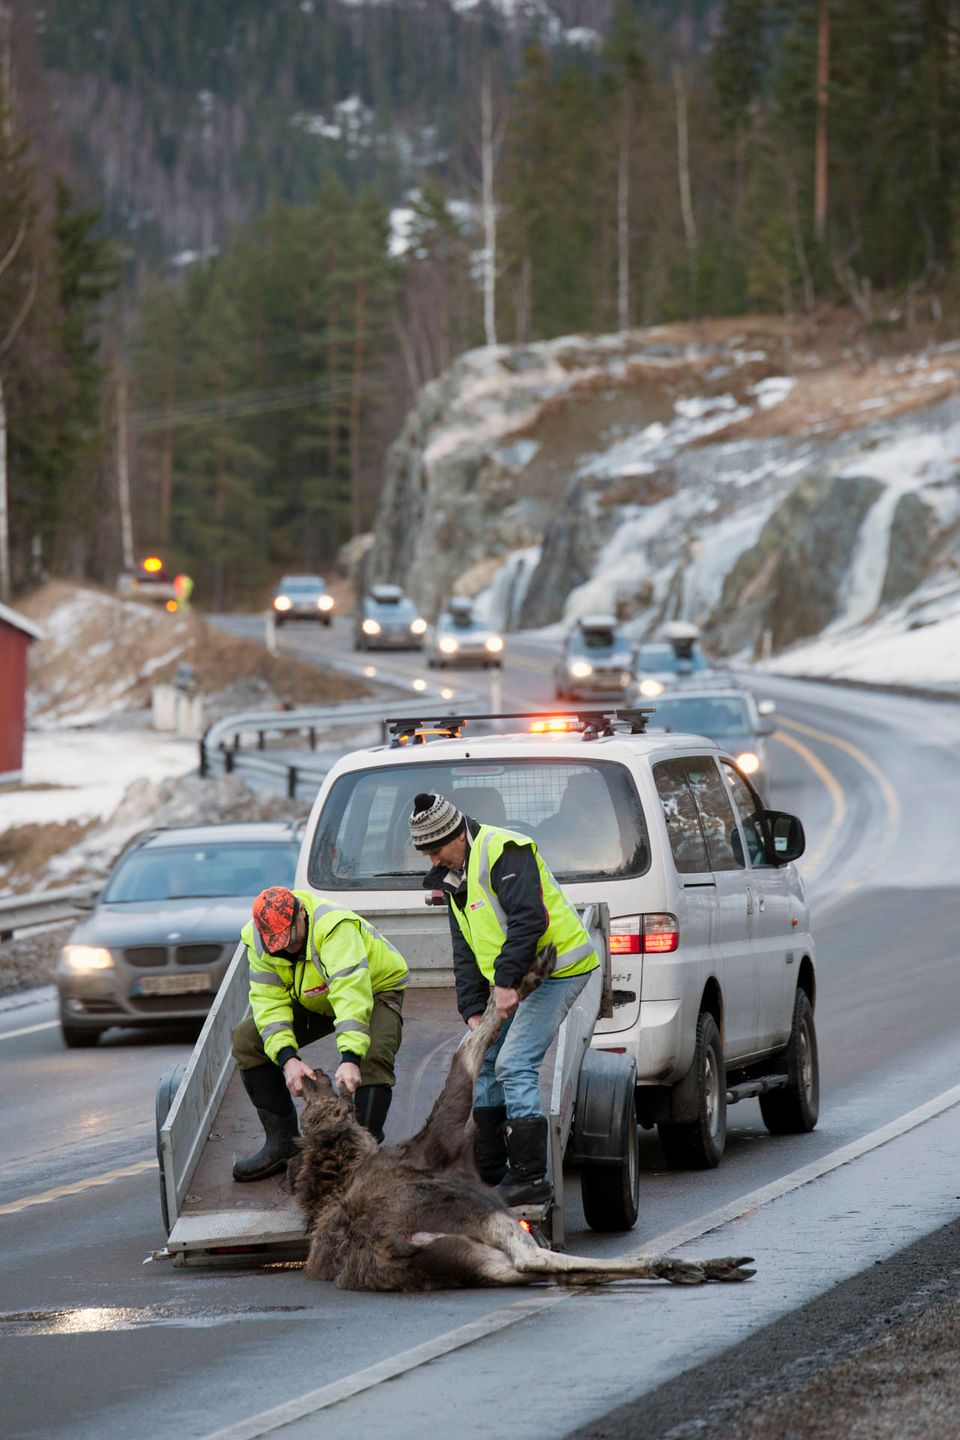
[{"xmin": 474, "ymin": 971, "xmax": 593, "ymax": 1119}]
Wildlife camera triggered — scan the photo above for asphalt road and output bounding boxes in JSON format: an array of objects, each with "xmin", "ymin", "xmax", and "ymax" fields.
[{"xmin": 4, "ymin": 617, "xmax": 960, "ymax": 1440}]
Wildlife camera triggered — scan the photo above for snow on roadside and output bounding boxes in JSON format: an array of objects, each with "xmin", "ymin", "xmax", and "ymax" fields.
[{"xmin": 2, "ymin": 731, "xmax": 197, "ymax": 832}]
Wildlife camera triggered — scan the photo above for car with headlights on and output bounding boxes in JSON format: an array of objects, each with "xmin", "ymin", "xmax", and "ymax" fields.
[
  {"xmin": 271, "ymin": 574, "xmax": 335, "ymax": 627},
  {"xmin": 634, "ymin": 622, "xmax": 716, "ymax": 700},
  {"xmin": 56, "ymin": 821, "xmax": 302, "ymax": 1047},
  {"xmin": 427, "ymin": 598, "xmax": 504, "ymax": 668},
  {"xmin": 355, "ymin": 583, "xmax": 427, "ymax": 651},
  {"xmin": 554, "ymin": 615, "xmax": 634, "ymax": 701},
  {"xmin": 645, "ymin": 686, "xmax": 776, "ymax": 796}
]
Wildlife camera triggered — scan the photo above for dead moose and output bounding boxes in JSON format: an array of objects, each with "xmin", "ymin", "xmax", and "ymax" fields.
[{"xmin": 288, "ymin": 946, "xmax": 754, "ymax": 1292}]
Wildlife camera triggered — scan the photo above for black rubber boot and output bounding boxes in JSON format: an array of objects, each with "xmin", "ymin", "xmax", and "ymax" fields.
[
  {"xmin": 473, "ymin": 1105, "xmax": 508, "ymax": 1186},
  {"xmin": 354, "ymin": 1084, "xmax": 392, "ymax": 1143},
  {"xmin": 496, "ymin": 1114, "xmax": 553, "ymax": 1207},
  {"xmin": 232, "ymin": 1064, "xmax": 300, "ymax": 1183}
]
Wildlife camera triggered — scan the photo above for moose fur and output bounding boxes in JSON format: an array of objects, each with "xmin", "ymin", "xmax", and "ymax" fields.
[{"xmin": 289, "ymin": 946, "xmax": 754, "ymax": 1291}]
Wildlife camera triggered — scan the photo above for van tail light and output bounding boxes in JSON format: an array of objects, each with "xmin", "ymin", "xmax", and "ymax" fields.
[
  {"xmin": 643, "ymin": 913, "xmax": 679, "ymax": 953},
  {"xmin": 609, "ymin": 914, "xmax": 679, "ymax": 955}
]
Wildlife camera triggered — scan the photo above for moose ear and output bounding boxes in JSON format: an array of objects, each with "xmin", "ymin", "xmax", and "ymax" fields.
[{"xmin": 302, "ymin": 1070, "xmax": 332, "ymax": 1099}]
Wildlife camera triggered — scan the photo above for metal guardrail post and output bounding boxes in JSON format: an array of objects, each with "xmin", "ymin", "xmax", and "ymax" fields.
[
  {"xmin": 287, "ymin": 766, "xmax": 298, "ymax": 800},
  {"xmin": 224, "ymin": 748, "xmax": 234, "ymax": 774}
]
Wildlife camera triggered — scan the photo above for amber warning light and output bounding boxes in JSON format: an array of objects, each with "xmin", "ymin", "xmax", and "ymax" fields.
[
  {"xmin": 530, "ymin": 717, "xmax": 579, "ymax": 735},
  {"xmin": 142, "ymin": 555, "xmax": 164, "ymax": 573}
]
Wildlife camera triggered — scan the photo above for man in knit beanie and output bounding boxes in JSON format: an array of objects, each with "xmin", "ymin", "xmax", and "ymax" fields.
[{"xmin": 410, "ymin": 791, "xmax": 597, "ymax": 1206}]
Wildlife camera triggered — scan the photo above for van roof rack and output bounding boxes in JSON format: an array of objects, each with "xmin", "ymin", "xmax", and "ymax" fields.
[{"xmin": 384, "ymin": 708, "xmax": 655, "ymax": 746}]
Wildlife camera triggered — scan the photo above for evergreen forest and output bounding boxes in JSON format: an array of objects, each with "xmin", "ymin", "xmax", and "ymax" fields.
[{"xmin": 3, "ymin": 0, "xmax": 960, "ymax": 606}]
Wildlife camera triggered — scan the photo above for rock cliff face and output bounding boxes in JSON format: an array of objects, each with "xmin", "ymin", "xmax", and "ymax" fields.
[{"xmin": 369, "ymin": 319, "xmax": 960, "ymax": 657}]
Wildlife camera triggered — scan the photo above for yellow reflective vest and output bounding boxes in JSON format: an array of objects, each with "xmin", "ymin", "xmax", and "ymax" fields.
[
  {"xmin": 242, "ymin": 891, "xmax": 409, "ymax": 1065},
  {"xmin": 448, "ymin": 825, "xmax": 598, "ymax": 985}
]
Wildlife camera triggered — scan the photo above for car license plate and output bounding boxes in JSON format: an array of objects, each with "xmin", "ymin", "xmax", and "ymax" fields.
[{"xmin": 135, "ymin": 974, "xmax": 213, "ymax": 996}]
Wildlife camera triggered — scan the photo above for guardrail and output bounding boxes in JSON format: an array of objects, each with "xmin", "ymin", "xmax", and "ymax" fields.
[{"xmin": 0, "ymin": 886, "xmax": 95, "ymax": 942}]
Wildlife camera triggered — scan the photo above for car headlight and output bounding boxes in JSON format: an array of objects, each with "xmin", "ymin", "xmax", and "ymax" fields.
[
  {"xmin": 362, "ymin": 618, "xmax": 381, "ymax": 636},
  {"xmin": 61, "ymin": 945, "xmax": 114, "ymax": 973},
  {"xmin": 485, "ymin": 635, "xmax": 504, "ymax": 653},
  {"xmin": 410, "ymin": 617, "xmax": 427, "ymax": 635},
  {"xmin": 273, "ymin": 596, "xmax": 291, "ymax": 612},
  {"xmin": 639, "ymin": 678, "xmax": 665, "ymax": 697},
  {"xmin": 570, "ymin": 661, "xmax": 593, "ymax": 679},
  {"xmin": 318, "ymin": 595, "xmax": 334, "ymax": 611},
  {"xmin": 736, "ymin": 751, "xmax": 761, "ymax": 775},
  {"xmin": 439, "ymin": 636, "xmax": 459, "ymax": 654}
]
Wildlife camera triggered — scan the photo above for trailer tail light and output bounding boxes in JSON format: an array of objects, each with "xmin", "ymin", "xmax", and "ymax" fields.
[
  {"xmin": 610, "ymin": 914, "xmax": 679, "ymax": 953},
  {"xmin": 643, "ymin": 913, "xmax": 679, "ymax": 953}
]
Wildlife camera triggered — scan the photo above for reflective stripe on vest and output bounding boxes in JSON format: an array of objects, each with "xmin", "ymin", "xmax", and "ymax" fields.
[{"xmin": 451, "ymin": 825, "xmax": 597, "ymax": 982}]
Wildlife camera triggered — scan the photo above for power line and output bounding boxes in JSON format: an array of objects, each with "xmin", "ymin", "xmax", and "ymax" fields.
[{"xmin": 130, "ymin": 373, "xmax": 389, "ymax": 432}]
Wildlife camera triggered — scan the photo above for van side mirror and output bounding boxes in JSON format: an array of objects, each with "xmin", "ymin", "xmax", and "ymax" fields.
[{"xmin": 765, "ymin": 811, "xmax": 805, "ymax": 864}]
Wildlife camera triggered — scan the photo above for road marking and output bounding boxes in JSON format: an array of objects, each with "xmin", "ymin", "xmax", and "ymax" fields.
[
  {"xmin": 0, "ymin": 1158, "xmax": 155, "ymax": 1215},
  {"xmin": 194, "ymin": 1080, "xmax": 960, "ymax": 1439},
  {"xmin": 771, "ymin": 728, "xmax": 846, "ymax": 881},
  {"xmin": 197, "ymin": 1294, "xmax": 569, "ymax": 1440},
  {"xmin": 0, "ymin": 1021, "xmax": 58, "ymax": 1042}
]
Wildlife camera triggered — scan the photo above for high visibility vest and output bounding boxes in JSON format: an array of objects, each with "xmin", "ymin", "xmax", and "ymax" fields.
[
  {"xmin": 242, "ymin": 891, "xmax": 408, "ymax": 1064},
  {"xmin": 449, "ymin": 825, "xmax": 598, "ymax": 984}
]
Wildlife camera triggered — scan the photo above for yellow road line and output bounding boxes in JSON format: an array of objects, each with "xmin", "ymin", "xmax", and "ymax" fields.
[
  {"xmin": 0, "ymin": 1158, "xmax": 155, "ymax": 1215},
  {"xmin": 778, "ymin": 713, "xmax": 901, "ymax": 884},
  {"xmin": 771, "ymin": 728, "xmax": 846, "ymax": 881}
]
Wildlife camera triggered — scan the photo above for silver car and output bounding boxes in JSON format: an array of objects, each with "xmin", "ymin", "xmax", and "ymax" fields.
[
  {"xmin": 355, "ymin": 584, "xmax": 427, "ymax": 650},
  {"xmin": 427, "ymin": 599, "xmax": 504, "ymax": 668},
  {"xmin": 645, "ymin": 685, "xmax": 776, "ymax": 795},
  {"xmin": 554, "ymin": 615, "xmax": 634, "ymax": 701},
  {"xmin": 272, "ymin": 574, "xmax": 335, "ymax": 627},
  {"xmin": 56, "ymin": 821, "xmax": 301, "ymax": 1047}
]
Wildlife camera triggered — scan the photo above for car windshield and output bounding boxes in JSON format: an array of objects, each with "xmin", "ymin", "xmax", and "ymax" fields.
[
  {"xmin": 281, "ymin": 578, "xmax": 325, "ymax": 593},
  {"xmin": 102, "ymin": 842, "xmax": 299, "ymax": 903},
  {"xmin": 307, "ymin": 758, "xmax": 650, "ymax": 888},
  {"xmin": 572, "ymin": 628, "xmax": 629, "ymax": 656},
  {"xmin": 442, "ymin": 613, "xmax": 486, "ymax": 633},
  {"xmin": 650, "ymin": 696, "xmax": 753, "ymax": 738},
  {"xmin": 637, "ymin": 644, "xmax": 709, "ymax": 673},
  {"xmin": 371, "ymin": 596, "xmax": 415, "ymax": 617}
]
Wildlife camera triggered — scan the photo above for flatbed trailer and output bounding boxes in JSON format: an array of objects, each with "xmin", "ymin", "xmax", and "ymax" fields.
[{"xmin": 156, "ymin": 901, "xmax": 639, "ymax": 1266}]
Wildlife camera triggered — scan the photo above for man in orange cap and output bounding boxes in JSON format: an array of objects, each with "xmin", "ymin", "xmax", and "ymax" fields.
[{"xmin": 230, "ymin": 886, "xmax": 408, "ymax": 1182}]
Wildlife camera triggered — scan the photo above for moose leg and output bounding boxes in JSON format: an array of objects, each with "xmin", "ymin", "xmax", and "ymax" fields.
[
  {"xmin": 481, "ymin": 1214, "xmax": 754, "ymax": 1286},
  {"xmin": 404, "ymin": 1231, "xmax": 539, "ymax": 1287}
]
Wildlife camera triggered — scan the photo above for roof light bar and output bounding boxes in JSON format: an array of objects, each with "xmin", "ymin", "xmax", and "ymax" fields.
[{"xmin": 383, "ymin": 708, "xmax": 656, "ymax": 746}]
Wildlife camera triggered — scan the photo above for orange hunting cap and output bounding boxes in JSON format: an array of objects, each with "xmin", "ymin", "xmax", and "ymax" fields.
[{"xmin": 252, "ymin": 886, "xmax": 299, "ymax": 953}]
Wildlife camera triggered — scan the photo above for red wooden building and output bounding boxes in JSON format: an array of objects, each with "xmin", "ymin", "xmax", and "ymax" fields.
[{"xmin": 0, "ymin": 602, "xmax": 42, "ymax": 784}]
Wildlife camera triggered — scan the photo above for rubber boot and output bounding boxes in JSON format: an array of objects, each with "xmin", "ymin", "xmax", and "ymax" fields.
[
  {"xmin": 354, "ymin": 1084, "xmax": 392, "ymax": 1143},
  {"xmin": 232, "ymin": 1064, "xmax": 300, "ymax": 1183},
  {"xmin": 473, "ymin": 1105, "xmax": 508, "ymax": 1186},
  {"xmin": 496, "ymin": 1114, "xmax": 553, "ymax": 1207}
]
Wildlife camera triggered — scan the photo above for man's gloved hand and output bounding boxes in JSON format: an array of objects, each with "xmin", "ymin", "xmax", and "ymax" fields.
[
  {"xmin": 282, "ymin": 1055, "xmax": 317, "ymax": 1097},
  {"xmin": 335, "ymin": 1060, "xmax": 361, "ymax": 1094}
]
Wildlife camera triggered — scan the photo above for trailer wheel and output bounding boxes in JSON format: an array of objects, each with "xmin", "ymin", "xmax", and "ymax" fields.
[
  {"xmin": 573, "ymin": 1051, "xmax": 640, "ymax": 1233},
  {"xmin": 156, "ymin": 1062, "xmax": 187, "ymax": 1237}
]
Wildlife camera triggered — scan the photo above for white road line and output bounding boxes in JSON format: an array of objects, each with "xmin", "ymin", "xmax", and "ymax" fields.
[
  {"xmin": 195, "ymin": 1078, "xmax": 960, "ymax": 1440},
  {"xmin": 0, "ymin": 1020, "xmax": 59, "ymax": 1041}
]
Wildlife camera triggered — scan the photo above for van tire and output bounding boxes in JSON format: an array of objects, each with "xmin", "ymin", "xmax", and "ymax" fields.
[
  {"xmin": 657, "ymin": 1012, "xmax": 726, "ymax": 1170},
  {"xmin": 759, "ymin": 989, "xmax": 819, "ymax": 1135}
]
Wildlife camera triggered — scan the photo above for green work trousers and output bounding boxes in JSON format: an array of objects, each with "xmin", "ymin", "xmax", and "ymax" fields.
[{"xmin": 231, "ymin": 990, "xmax": 404, "ymax": 1087}]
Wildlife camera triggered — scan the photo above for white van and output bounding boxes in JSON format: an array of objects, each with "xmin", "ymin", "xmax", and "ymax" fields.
[{"xmin": 294, "ymin": 711, "xmax": 818, "ymax": 1170}]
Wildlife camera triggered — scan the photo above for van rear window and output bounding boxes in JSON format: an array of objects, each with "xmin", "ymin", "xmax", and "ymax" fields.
[{"xmin": 307, "ymin": 759, "xmax": 650, "ymax": 889}]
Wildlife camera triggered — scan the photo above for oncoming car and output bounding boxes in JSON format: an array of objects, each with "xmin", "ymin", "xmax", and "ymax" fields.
[
  {"xmin": 56, "ymin": 822, "xmax": 302, "ymax": 1047},
  {"xmin": 355, "ymin": 584, "xmax": 427, "ymax": 651},
  {"xmin": 646, "ymin": 687, "xmax": 776, "ymax": 795},
  {"xmin": 427, "ymin": 598, "xmax": 504, "ymax": 668},
  {"xmin": 295, "ymin": 707, "xmax": 818, "ymax": 1173},
  {"xmin": 554, "ymin": 615, "xmax": 634, "ymax": 701},
  {"xmin": 634, "ymin": 623, "xmax": 715, "ymax": 700},
  {"xmin": 272, "ymin": 574, "xmax": 335, "ymax": 627}
]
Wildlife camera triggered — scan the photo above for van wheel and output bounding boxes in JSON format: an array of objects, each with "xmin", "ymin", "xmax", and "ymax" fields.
[
  {"xmin": 759, "ymin": 989, "xmax": 819, "ymax": 1135},
  {"xmin": 156, "ymin": 1062, "xmax": 187, "ymax": 1236},
  {"xmin": 580, "ymin": 1069, "xmax": 640, "ymax": 1232},
  {"xmin": 658, "ymin": 1012, "xmax": 726, "ymax": 1170}
]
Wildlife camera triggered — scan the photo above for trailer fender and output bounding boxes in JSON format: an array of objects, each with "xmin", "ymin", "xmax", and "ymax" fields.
[{"xmin": 569, "ymin": 1049, "xmax": 637, "ymax": 1165}]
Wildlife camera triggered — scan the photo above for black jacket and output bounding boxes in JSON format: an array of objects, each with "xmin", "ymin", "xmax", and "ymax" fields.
[{"xmin": 422, "ymin": 816, "xmax": 548, "ymax": 1023}]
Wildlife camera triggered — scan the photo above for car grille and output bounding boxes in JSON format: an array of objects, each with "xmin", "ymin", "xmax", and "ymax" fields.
[
  {"xmin": 123, "ymin": 943, "xmax": 229, "ymax": 969},
  {"xmin": 124, "ymin": 947, "xmax": 167, "ymax": 968}
]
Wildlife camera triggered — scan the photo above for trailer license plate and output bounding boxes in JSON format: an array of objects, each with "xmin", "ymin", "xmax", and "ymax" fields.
[{"xmin": 135, "ymin": 974, "xmax": 213, "ymax": 996}]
